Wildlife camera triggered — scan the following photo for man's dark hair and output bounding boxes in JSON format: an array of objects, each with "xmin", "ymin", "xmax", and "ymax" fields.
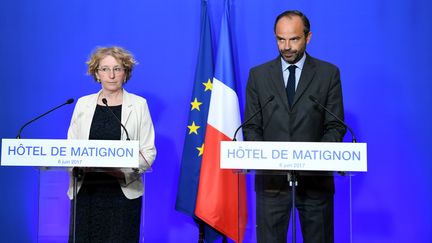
[{"xmin": 274, "ymin": 10, "xmax": 310, "ymax": 36}]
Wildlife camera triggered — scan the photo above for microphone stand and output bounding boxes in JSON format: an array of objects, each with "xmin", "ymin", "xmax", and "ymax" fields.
[
  {"xmin": 348, "ymin": 136, "xmax": 356, "ymax": 243},
  {"xmin": 201, "ymin": 99, "xmax": 275, "ymax": 243},
  {"xmin": 71, "ymin": 167, "xmax": 82, "ymax": 243},
  {"xmin": 102, "ymin": 98, "xmax": 130, "ymax": 141},
  {"xmin": 14, "ymin": 98, "xmax": 75, "ymax": 241},
  {"xmin": 16, "ymin": 98, "xmax": 74, "ymax": 138},
  {"xmin": 232, "ymin": 95, "xmax": 274, "ymax": 141},
  {"xmin": 288, "ymin": 171, "xmax": 297, "ymax": 243},
  {"xmin": 309, "ymin": 95, "xmax": 357, "ymax": 243},
  {"xmin": 229, "ymin": 95, "xmax": 275, "ymax": 242}
]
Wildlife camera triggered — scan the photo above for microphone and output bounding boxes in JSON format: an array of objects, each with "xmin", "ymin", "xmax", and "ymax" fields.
[
  {"xmin": 309, "ymin": 95, "xmax": 357, "ymax": 143},
  {"xmin": 16, "ymin": 98, "xmax": 74, "ymax": 138},
  {"xmin": 102, "ymin": 98, "xmax": 153, "ymax": 173},
  {"xmin": 101, "ymin": 98, "xmax": 130, "ymax": 141},
  {"xmin": 232, "ymin": 95, "xmax": 275, "ymax": 141}
]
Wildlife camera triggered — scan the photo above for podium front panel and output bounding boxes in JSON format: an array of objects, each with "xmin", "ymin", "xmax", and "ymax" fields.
[
  {"xmin": 238, "ymin": 171, "xmax": 353, "ymax": 243},
  {"xmin": 37, "ymin": 168, "xmax": 148, "ymax": 243},
  {"xmin": 38, "ymin": 169, "xmax": 70, "ymax": 242}
]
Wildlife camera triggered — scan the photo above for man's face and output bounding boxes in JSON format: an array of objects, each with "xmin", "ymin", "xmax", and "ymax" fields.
[{"xmin": 275, "ymin": 15, "xmax": 312, "ymax": 64}]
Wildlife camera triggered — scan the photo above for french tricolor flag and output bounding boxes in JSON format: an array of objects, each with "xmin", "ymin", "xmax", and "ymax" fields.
[{"xmin": 194, "ymin": 2, "xmax": 247, "ymax": 242}]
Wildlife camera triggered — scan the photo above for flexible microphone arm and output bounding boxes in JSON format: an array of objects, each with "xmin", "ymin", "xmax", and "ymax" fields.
[
  {"xmin": 101, "ymin": 98, "xmax": 130, "ymax": 141},
  {"xmin": 309, "ymin": 95, "xmax": 357, "ymax": 143},
  {"xmin": 232, "ymin": 95, "xmax": 275, "ymax": 141},
  {"xmin": 102, "ymin": 99, "xmax": 152, "ymax": 173},
  {"xmin": 16, "ymin": 98, "xmax": 74, "ymax": 138}
]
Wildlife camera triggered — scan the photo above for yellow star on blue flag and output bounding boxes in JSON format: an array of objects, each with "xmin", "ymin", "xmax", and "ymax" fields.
[
  {"xmin": 187, "ymin": 121, "xmax": 200, "ymax": 135},
  {"xmin": 191, "ymin": 98, "xmax": 203, "ymax": 111}
]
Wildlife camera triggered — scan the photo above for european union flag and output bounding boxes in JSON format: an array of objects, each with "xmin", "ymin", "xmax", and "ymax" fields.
[{"xmin": 175, "ymin": 1, "xmax": 221, "ymax": 241}]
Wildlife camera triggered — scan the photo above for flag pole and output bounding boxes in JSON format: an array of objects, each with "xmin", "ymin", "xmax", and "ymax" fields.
[
  {"xmin": 198, "ymin": 222, "xmax": 204, "ymax": 243},
  {"xmin": 198, "ymin": 221, "xmax": 229, "ymax": 243}
]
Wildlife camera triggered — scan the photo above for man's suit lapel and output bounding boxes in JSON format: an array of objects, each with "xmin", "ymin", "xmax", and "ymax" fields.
[
  {"xmin": 292, "ymin": 54, "xmax": 316, "ymax": 107},
  {"xmin": 269, "ymin": 58, "xmax": 290, "ymax": 111}
]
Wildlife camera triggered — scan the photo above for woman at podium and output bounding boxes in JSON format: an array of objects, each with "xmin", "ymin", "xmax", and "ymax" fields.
[{"xmin": 66, "ymin": 46, "xmax": 156, "ymax": 242}]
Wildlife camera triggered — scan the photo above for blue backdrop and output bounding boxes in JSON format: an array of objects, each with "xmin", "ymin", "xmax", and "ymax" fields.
[{"xmin": 1, "ymin": 0, "xmax": 431, "ymax": 242}]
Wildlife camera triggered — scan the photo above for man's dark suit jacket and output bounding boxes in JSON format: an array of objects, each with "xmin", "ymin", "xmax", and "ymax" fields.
[{"xmin": 243, "ymin": 53, "xmax": 346, "ymax": 196}]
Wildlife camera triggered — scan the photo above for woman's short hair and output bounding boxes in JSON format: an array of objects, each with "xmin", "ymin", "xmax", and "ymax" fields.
[{"xmin": 86, "ymin": 46, "xmax": 137, "ymax": 83}]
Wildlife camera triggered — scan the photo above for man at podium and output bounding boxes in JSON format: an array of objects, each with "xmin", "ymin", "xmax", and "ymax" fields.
[
  {"xmin": 67, "ymin": 46, "xmax": 156, "ymax": 242},
  {"xmin": 243, "ymin": 10, "xmax": 346, "ymax": 243}
]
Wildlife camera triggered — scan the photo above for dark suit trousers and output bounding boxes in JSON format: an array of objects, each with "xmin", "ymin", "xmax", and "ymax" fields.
[{"xmin": 256, "ymin": 189, "xmax": 334, "ymax": 243}]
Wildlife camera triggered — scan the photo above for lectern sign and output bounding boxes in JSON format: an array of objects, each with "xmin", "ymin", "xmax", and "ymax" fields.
[
  {"xmin": 220, "ymin": 141, "xmax": 367, "ymax": 172},
  {"xmin": 1, "ymin": 139, "xmax": 139, "ymax": 168}
]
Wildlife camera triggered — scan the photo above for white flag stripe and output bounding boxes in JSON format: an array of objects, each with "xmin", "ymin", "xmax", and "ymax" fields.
[{"xmin": 207, "ymin": 78, "xmax": 243, "ymax": 141}]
